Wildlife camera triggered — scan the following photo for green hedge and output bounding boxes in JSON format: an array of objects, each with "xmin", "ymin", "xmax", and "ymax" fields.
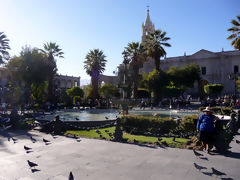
[
  {"xmin": 120, "ymin": 115, "xmax": 178, "ymax": 135},
  {"xmin": 178, "ymin": 115, "xmax": 199, "ymax": 133},
  {"xmin": 199, "ymin": 107, "xmax": 232, "ymax": 115}
]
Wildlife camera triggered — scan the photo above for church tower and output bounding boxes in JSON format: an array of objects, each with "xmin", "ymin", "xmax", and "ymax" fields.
[{"xmin": 141, "ymin": 7, "xmax": 155, "ymax": 42}]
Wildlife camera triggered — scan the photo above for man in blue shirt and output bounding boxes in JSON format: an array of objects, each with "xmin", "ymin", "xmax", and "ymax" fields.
[{"xmin": 197, "ymin": 107, "xmax": 218, "ymax": 153}]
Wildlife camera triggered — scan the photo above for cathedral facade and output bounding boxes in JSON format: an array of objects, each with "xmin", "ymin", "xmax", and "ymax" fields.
[{"xmin": 115, "ymin": 9, "xmax": 240, "ymax": 97}]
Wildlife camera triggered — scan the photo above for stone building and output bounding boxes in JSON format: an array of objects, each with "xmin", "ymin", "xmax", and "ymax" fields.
[
  {"xmin": 116, "ymin": 8, "xmax": 240, "ymax": 96},
  {"xmin": 54, "ymin": 74, "xmax": 80, "ymax": 89}
]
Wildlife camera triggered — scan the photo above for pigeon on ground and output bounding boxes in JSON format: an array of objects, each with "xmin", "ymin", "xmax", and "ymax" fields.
[
  {"xmin": 158, "ymin": 137, "xmax": 162, "ymax": 141},
  {"xmin": 193, "ymin": 162, "xmax": 207, "ymax": 171},
  {"xmin": 43, "ymin": 138, "xmax": 50, "ymax": 144},
  {"xmin": 27, "ymin": 160, "xmax": 38, "ymax": 169},
  {"xmin": 30, "ymin": 136, "xmax": 36, "ymax": 143},
  {"xmin": 24, "ymin": 146, "xmax": 32, "ymax": 151},
  {"xmin": 75, "ymin": 118, "xmax": 79, "ymax": 120},
  {"xmin": 172, "ymin": 137, "xmax": 176, "ymax": 141},
  {"xmin": 105, "ymin": 130, "xmax": 109, "ymax": 132},
  {"xmin": 105, "ymin": 117, "xmax": 109, "ymax": 120},
  {"xmin": 236, "ymin": 139, "xmax": 240, "ymax": 144},
  {"xmin": 133, "ymin": 139, "xmax": 138, "ymax": 144},
  {"xmin": 12, "ymin": 137, "xmax": 18, "ymax": 143},
  {"xmin": 69, "ymin": 171, "xmax": 74, "ymax": 180},
  {"xmin": 211, "ymin": 167, "xmax": 226, "ymax": 176},
  {"xmin": 193, "ymin": 149, "xmax": 203, "ymax": 157},
  {"xmin": 199, "ymin": 157, "xmax": 208, "ymax": 161}
]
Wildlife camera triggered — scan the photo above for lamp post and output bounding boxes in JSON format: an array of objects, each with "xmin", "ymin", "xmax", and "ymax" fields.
[
  {"xmin": 228, "ymin": 73, "xmax": 239, "ymax": 97},
  {"xmin": 122, "ymin": 50, "xmax": 129, "ymax": 100}
]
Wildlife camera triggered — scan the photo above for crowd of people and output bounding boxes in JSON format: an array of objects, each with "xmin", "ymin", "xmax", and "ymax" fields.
[{"xmin": 201, "ymin": 95, "xmax": 239, "ymax": 107}]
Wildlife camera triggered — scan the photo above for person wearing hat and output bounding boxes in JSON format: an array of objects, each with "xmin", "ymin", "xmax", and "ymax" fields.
[{"xmin": 197, "ymin": 107, "xmax": 218, "ymax": 153}]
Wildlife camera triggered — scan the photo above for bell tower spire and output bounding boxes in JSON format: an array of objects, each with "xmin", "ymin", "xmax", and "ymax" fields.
[{"xmin": 142, "ymin": 6, "xmax": 155, "ymax": 42}]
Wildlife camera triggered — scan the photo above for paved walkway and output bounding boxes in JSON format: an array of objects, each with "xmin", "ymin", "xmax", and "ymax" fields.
[{"xmin": 0, "ymin": 129, "xmax": 240, "ymax": 180}]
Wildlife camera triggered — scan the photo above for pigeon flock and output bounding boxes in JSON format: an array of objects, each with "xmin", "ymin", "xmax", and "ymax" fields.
[
  {"xmin": 8, "ymin": 133, "xmax": 78, "ymax": 179},
  {"xmin": 193, "ymin": 148, "xmax": 231, "ymax": 178},
  {"xmin": 6, "ymin": 130, "xmax": 240, "ymax": 179}
]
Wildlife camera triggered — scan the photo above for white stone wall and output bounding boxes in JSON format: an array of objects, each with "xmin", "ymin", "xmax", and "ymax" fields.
[{"xmin": 139, "ymin": 49, "xmax": 240, "ymax": 95}]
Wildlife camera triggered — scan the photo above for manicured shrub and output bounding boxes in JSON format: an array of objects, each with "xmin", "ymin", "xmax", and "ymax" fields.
[
  {"xmin": 178, "ymin": 115, "xmax": 199, "ymax": 133},
  {"xmin": 120, "ymin": 115, "xmax": 178, "ymax": 135}
]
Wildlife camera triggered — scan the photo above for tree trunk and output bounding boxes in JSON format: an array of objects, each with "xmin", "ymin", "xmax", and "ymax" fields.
[
  {"xmin": 132, "ymin": 65, "xmax": 139, "ymax": 99},
  {"xmin": 91, "ymin": 73, "xmax": 99, "ymax": 99},
  {"xmin": 154, "ymin": 55, "xmax": 160, "ymax": 71}
]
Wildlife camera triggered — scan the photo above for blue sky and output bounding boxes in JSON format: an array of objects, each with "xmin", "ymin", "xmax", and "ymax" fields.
[{"xmin": 0, "ymin": 0, "xmax": 239, "ymax": 84}]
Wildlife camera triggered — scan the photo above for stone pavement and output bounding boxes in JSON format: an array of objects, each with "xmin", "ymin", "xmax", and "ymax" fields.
[{"xmin": 0, "ymin": 129, "xmax": 240, "ymax": 180}]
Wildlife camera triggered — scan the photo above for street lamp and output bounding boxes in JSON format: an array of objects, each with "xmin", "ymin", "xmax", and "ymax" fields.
[
  {"xmin": 228, "ymin": 73, "xmax": 239, "ymax": 97},
  {"xmin": 122, "ymin": 50, "xmax": 129, "ymax": 100}
]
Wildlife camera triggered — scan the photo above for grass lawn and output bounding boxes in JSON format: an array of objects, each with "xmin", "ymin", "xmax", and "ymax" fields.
[{"xmin": 65, "ymin": 126, "xmax": 190, "ymax": 148}]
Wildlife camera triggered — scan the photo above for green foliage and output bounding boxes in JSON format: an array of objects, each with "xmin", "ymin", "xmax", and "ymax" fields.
[
  {"xmin": 31, "ymin": 81, "xmax": 48, "ymax": 103},
  {"xmin": 178, "ymin": 115, "xmax": 199, "ymax": 133},
  {"xmin": 73, "ymin": 96, "xmax": 81, "ymax": 105},
  {"xmin": 83, "ymin": 85, "xmax": 93, "ymax": 99},
  {"xmin": 167, "ymin": 64, "xmax": 201, "ymax": 90},
  {"xmin": 236, "ymin": 76, "xmax": 240, "ymax": 93},
  {"xmin": 162, "ymin": 85, "xmax": 181, "ymax": 98},
  {"xmin": 100, "ymin": 83, "xmax": 119, "ymax": 98},
  {"xmin": 227, "ymin": 15, "xmax": 240, "ymax": 50},
  {"xmin": 204, "ymin": 84, "xmax": 224, "ymax": 97},
  {"xmin": 84, "ymin": 49, "xmax": 107, "ymax": 99},
  {"xmin": 0, "ymin": 32, "xmax": 10, "ymax": 64},
  {"xmin": 65, "ymin": 127, "xmax": 189, "ymax": 148},
  {"xmin": 142, "ymin": 29, "xmax": 171, "ymax": 71},
  {"xmin": 144, "ymin": 69, "xmax": 169, "ymax": 101},
  {"xmin": 123, "ymin": 42, "xmax": 146, "ymax": 98},
  {"xmin": 7, "ymin": 47, "xmax": 49, "ymax": 105},
  {"xmin": 199, "ymin": 107, "xmax": 232, "ymax": 115},
  {"xmin": 66, "ymin": 86, "xmax": 84, "ymax": 98},
  {"xmin": 121, "ymin": 115, "xmax": 178, "ymax": 135},
  {"xmin": 136, "ymin": 88, "xmax": 150, "ymax": 98}
]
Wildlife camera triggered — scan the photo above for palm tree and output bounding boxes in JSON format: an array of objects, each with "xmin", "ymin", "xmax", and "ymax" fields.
[
  {"xmin": 84, "ymin": 49, "xmax": 107, "ymax": 99},
  {"xmin": 142, "ymin": 29, "xmax": 171, "ymax": 71},
  {"xmin": 39, "ymin": 42, "xmax": 64, "ymax": 102},
  {"xmin": 0, "ymin": 32, "xmax": 10, "ymax": 64},
  {"xmin": 124, "ymin": 42, "xmax": 146, "ymax": 98},
  {"xmin": 227, "ymin": 15, "xmax": 240, "ymax": 50}
]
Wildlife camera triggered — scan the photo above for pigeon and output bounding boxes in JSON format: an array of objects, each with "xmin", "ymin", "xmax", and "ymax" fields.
[
  {"xmin": 27, "ymin": 160, "xmax": 38, "ymax": 169},
  {"xmin": 69, "ymin": 171, "xmax": 74, "ymax": 180},
  {"xmin": 193, "ymin": 149, "xmax": 203, "ymax": 157},
  {"xmin": 211, "ymin": 167, "xmax": 226, "ymax": 176},
  {"xmin": 236, "ymin": 139, "xmax": 240, "ymax": 144},
  {"xmin": 133, "ymin": 139, "xmax": 138, "ymax": 144},
  {"xmin": 172, "ymin": 137, "xmax": 176, "ymax": 141},
  {"xmin": 105, "ymin": 116, "xmax": 109, "ymax": 120},
  {"xmin": 158, "ymin": 137, "xmax": 162, "ymax": 141},
  {"xmin": 199, "ymin": 157, "xmax": 209, "ymax": 161},
  {"xmin": 43, "ymin": 138, "xmax": 50, "ymax": 144},
  {"xmin": 12, "ymin": 137, "xmax": 18, "ymax": 143},
  {"xmin": 30, "ymin": 136, "xmax": 36, "ymax": 143},
  {"xmin": 105, "ymin": 130, "xmax": 109, "ymax": 132},
  {"xmin": 75, "ymin": 118, "xmax": 79, "ymax": 120},
  {"xmin": 24, "ymin": 146, "xmax": 32, "ymax": 151},
  {"xmin": 193, "ymin": 162, "xmax": 207, "ymax": 171},
  {"xmin": 51, "ymin": 134, "xmax": 57, "ymax": 139}
]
